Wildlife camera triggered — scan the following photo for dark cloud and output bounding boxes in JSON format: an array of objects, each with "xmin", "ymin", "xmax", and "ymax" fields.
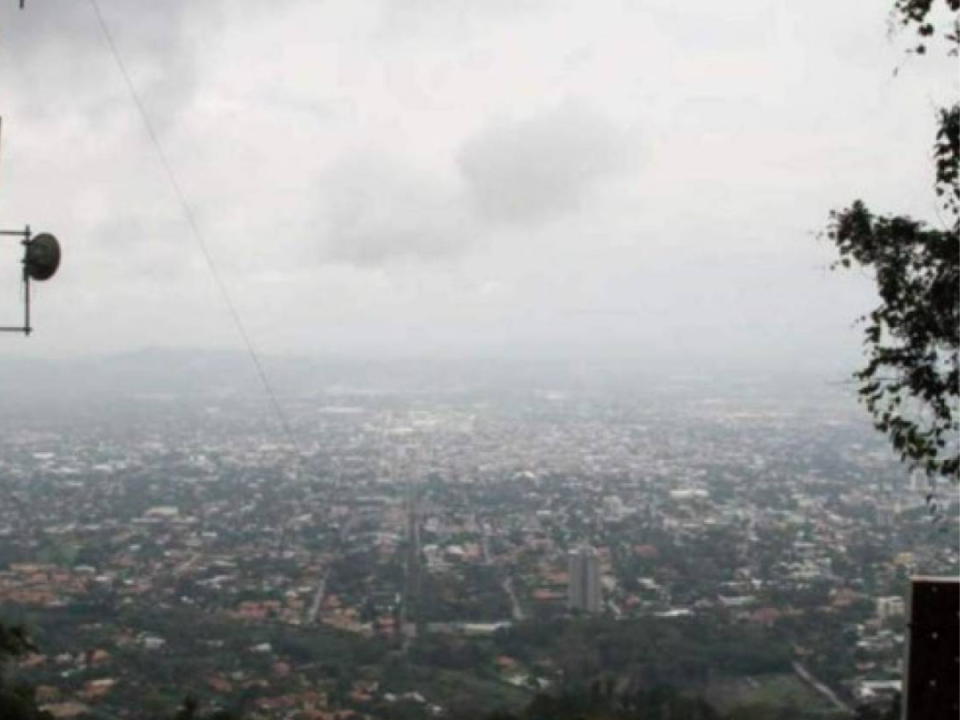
[
  {"xmin": 0, "ymin": 0, "xmax": 220, "ymax": 132},
  {"xmin": 318, "ymin": 152, "xmax": 471, "ymax": 267},
  {"xmin": 457, "ymin": 101, "xmax": 632, "ymax": 226}
]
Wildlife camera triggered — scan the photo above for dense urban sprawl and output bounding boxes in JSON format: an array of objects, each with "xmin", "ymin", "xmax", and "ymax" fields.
[{"xmin": 0, "ymin": 374, "xmax": 956, "ymax": 719}]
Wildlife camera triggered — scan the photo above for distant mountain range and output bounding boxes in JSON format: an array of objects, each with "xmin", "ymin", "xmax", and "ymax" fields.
[{"xmin": 0, "ymin": 347, "xmax": 847, "ymax": 403}]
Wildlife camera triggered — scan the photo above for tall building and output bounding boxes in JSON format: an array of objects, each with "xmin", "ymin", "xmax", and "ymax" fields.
[{"xmin": 567, "ymin": 545, "xmax": 602, "ymax": 613}]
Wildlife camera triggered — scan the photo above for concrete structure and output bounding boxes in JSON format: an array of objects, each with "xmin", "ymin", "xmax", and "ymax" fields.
[
  {"xmin": 567, "ymin": 545, "xmax": 602, "ymax": 613},
  {"xmin": 876, "ymin": 596, "xmax": 905, "ymax": 620}
]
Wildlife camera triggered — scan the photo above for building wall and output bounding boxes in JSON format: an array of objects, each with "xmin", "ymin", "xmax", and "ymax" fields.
[{"xmin": 568, "ymin": 546, "xmax": 602, "ymax": 613}]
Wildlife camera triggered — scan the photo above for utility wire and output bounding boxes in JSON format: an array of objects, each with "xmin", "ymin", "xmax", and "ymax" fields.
[{"xmin": 86, "ymin": 0, "xmax": 302, "ymax": 457}]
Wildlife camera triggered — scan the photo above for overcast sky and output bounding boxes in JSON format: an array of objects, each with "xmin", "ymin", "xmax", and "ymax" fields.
[{"xmin": 0, "ymin": 0, "xmax": 955, "ymax": 373}]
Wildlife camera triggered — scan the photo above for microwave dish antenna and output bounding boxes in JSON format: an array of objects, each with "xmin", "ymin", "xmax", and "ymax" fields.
[
  {"xmin": 1, "ymin": 226, "xmax": 62, "ymax": 335},
  {"xmin": 24, "ymin": 233, "xmax": 61, "ymax": 281}
]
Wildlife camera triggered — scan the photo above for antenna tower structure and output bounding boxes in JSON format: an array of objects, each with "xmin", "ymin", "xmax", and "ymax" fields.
[{"xmin": 1, "ymin": 0, "xmax": 63, "ymax": 336}]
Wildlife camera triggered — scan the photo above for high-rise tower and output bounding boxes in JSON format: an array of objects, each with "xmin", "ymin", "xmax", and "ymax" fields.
[{"xmin": 567, "ymin": 545, "xmax": 602, "ymax": 613}]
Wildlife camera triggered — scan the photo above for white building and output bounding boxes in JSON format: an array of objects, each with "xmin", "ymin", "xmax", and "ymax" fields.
[
  {"xmin": 876, "ymin": 596, "xmax": 905, "ymax": 620},
  {"xmin": 603, "ymin": 495, "xmax": 626, "ymax": 521}
]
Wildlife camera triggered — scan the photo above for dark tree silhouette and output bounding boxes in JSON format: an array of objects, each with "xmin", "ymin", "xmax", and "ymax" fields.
[
  {"xmin": 825, "ymin": 0, "xmax": 959, "ymax": 481},
  {"xmin": 0, "ymin": 623, "xmax": 241, "ymax": 720},
  {"xmin": 0, "ymin": 623, "xmax": 52, "ymax": 720},
  {"xmin": 170, "ymin": 695, "xmax": 239, "ymax": 720}
]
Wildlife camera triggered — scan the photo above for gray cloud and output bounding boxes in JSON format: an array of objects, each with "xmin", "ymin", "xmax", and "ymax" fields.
[
  {"xmin": 458, "ymin": 101, "xmax": 633, "ymax": 226},
  {"xmin": 0, "ymin": 0, "xmax": 949, "ymax": 365},
  {"xmin": 318, "ymin": 152, "xmax": 471, "ymax": 267},
  {"xmin": 376, "ymin": 0, "xmax": 553, "ymax": 38},
  {"xmin": 0, "ymin": 0, "xmax": 219, "ymax": 133}
]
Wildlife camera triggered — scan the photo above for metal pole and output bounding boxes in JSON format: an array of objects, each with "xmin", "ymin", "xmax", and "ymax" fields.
[
  {"xmin": 23, "ymin": 272, "xmax": 30, "ymax": 335},
  {"xmin": 0, "ymin": 226, "xmax": 33, "ymax": 334}
]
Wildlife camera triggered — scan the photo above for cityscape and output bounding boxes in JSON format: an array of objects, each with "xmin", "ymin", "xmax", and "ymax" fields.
[
  {"xmin": 0, "ymin": 359, "xmax": 956, "ymax": 718},
  {"xmin": 0, "ymin": 0, "xmax": 957, "ymax": 718}
]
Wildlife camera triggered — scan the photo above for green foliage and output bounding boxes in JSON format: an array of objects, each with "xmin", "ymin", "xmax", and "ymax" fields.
[
  {"xmin": 494, "ymin": 616, "xmax": 792, "ymax": 684},
  {"xmin": 0, "ymin": 684, "xmax": 52, "ymax": 720},
  {"xmin": 891, "ymin": 0, "xmax": 960, "ymax": 54},
  {"xmin": 410, "ymin": 634, "xmax": 493, "ymax": 671},
  {"xmin": 0, "ymin": 621, "xmax": 52, "ymax": 720},
  {"xmin": 853, "ymin": 692, "xmax": 901, "ymax": 720},
  {"xmin": 826, "ymin": 197, "xmax": 959, "ymax": 478},
  {"xmin": 170, "ymin": 695, "xmax": 240, "ymax": 720},
  {"xmin": 0, "ymin": 623, "xmax": 35, "ymax": 664},
  {"xmin": 826, "ymin": 2, "xmax": 960, "ymax": 482},
  {"xmin": 522, "ymin": 685, "xmax": 720, "ymax": 720},
  {"xmin": 1, "ymin": 616, "xmax": 245, "ymax": 720},
  {"xmin": 474, "ymin": 684, "xmax": 817, "ymax": 720}
]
